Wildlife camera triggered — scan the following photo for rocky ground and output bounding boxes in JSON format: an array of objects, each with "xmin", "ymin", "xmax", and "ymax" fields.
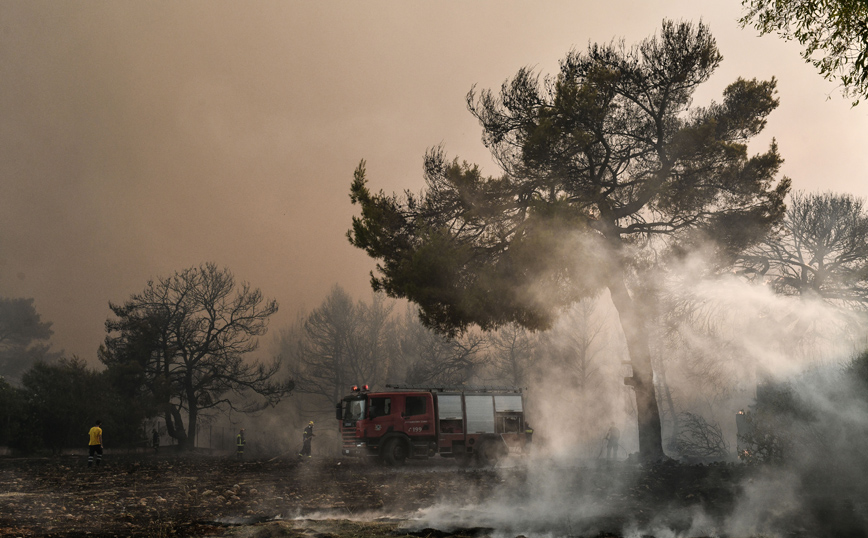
[{"xmin": 0, "ymin": 453, "xmax": 864, "ymax": 537}]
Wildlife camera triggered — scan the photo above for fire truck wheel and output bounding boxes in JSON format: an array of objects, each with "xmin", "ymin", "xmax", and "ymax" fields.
[
  {"xmin": 381, "ymin": 438, "xmax": 408, "ymax": 466},
  {"xmin": 476, "ymin": 440, "xmax": 505, "ymax": 467}
]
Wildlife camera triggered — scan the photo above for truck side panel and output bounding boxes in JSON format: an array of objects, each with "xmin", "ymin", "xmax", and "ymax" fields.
[
  {"xmin": 434, "ymin": 393, "xmax": 465, "ymax": 455},
  {"xmin": 465, "ymin": 395, "xmax": 496, "ymax": 433},
  {"xmin": 494, "ymin": 394, "xmax": 522, "ymax": 413}
]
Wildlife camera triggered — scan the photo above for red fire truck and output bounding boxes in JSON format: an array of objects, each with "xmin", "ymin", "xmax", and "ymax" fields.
[{"xmin": 335, "ymin": 384, "xmax": 531, "ymax": 466}]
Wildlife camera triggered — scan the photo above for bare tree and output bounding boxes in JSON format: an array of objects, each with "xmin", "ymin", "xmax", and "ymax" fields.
[
  {"xmin": 280, "ymin": 286, "xmax": 398, "ymax": 406},
  {"xmin": 660, "ymin": 288, "xmax": 753, "ymax": 405},
  {"xmin": 486, "ymin": 322, "xmax": 538, "ymax": 387},
  {"xmin": 538, "ymin": 299, "xmax": 607, "ymax": 391},
  {"xmin": 674, "ymin": 411, "xmax": 730, "ymax": 459},
  {"xmin": 350, "ymin": 292, "xmax": 399, "ymax": 385},
  {"xmin": 399, "ymin": 309, "xmax": 488, "ymax": 386},
  {"xmin": 740, "ymin": 191, "xmax": 868, "ymax": 306},
  {"xmin": 102, "ymin": 263, "xmax": 291, "ymax": 449}
]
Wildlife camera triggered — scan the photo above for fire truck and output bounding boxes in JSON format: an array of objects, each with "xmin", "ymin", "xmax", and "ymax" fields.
[{"xmin": 336, "ymin": 384, "xmax": 531, "ymax": 466}]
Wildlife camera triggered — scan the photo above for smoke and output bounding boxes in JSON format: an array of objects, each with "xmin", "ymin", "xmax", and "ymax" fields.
[
  {"xmin": 245, "ymin": 233, "xmax": 868, "ymax": 536},
  {"xmin": 410, "ymin": 461, "xmax": 632, "ymax": 537},
  {"xmin": 668, "ymin": 273, "xmax": 863, "ymax": 378},
  {"xmin": 525, "ymin": 296, "xmax": 638, "ymax": 461},
  {"xmin": 407, "ymin": 245, "xmax": 868, "ymax": 537}
]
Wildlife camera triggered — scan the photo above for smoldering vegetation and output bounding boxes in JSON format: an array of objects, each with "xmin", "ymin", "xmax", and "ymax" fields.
[
  {"xmin": 330, "ymin": 19, "xmax": 868, "ymax": 533},
  {"xmin": 252, "ymin": 241, "xmax": 868, "ymax": 537},
  {"xmin": 1, "ymin": 189, "xmax": 867, "ymax": 538},
  {"xmin": 3, "ymin": 233, "xmax": 867, "ymax": 538},
  {"xmin": 402, "ymin": 268, "xmax": 868, "ymax": 537}
]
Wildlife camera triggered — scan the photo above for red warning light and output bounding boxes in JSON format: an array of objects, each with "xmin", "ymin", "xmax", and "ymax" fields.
[
  {"xmin": 352, "ymin": 385, "xmax": 359, "ymax": 392},
  {"xmin": 363, "ymin": 384, "xmax": 369, "ymax": 391}
]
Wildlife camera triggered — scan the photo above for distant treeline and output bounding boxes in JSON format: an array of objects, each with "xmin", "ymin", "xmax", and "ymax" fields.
[{"xmin": 0, "ymin": 358, "xmax": 146, "ymax": 453}]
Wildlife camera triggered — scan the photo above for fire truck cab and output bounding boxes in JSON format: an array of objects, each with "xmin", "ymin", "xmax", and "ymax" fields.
[{"xmin": 336, "ymin": 384, "xmax": 529, "ymax": 466}]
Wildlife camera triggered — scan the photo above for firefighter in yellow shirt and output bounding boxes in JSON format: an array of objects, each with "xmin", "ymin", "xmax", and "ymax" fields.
[{"xmin": 87, "ymin": 420, "xmax": 103, "ymax": 467}]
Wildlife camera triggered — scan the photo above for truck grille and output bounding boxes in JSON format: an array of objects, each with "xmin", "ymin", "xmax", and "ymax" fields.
[{"xmin": 341, "ymin": 428, "xmax": 358, "ymax": 447}]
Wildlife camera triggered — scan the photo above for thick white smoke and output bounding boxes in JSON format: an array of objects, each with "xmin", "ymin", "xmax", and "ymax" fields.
[{"xmin": 410, "ymin": 247, "xmax": 868, "ymax": 537}]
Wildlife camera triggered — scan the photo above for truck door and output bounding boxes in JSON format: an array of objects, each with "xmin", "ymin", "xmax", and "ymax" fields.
[
  {"xmin": 367, "ymin": 396, "xmax": 399, "ymax": 440},
  {"xmin": 403, "ymin": 394, "xmax": 434, "ymax": 439}
]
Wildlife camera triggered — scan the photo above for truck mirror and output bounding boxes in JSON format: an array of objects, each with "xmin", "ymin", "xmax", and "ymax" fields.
[{"xmin": 335, "ymin": 402, "xmax": 342, "ymax": 420}]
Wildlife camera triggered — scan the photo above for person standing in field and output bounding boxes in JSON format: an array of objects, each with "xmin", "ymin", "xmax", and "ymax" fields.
[
  {"xmin": 605, "ymin": 423, "xmax": 620, "ymax": 461},
  {"xmin": 88, "ymin": 420, "xmax": 103, "ymax": 467},
  {"xmin": 299, "ymin": 421, "xmax": 314, "ymax": 458},
  {"xmin": 236, "ymin": 428, "xmax": 246, "ymax": 459}
]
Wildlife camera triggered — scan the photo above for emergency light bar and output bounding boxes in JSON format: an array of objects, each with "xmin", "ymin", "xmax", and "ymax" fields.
[{"xmin": 385, "ymin": 384, "xmax": 523, "ymax": 393}]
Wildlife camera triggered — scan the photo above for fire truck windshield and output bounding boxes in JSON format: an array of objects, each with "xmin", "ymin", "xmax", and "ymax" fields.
[{"xmin": 343, "ymin": 398, "xmax": 366, "ymax": 422}]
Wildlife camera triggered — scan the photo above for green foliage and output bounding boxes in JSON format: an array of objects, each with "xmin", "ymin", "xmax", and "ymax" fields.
[
  {"xmin": 14, "ymin": 358, "xmax": 143, "ymax": 453},
  {"xmin": 349, "ymin": 159, "xmax": 580, "ymax": 334},
  {"xmin": 349, "ymin": 21, "xmax": 790, "ymax": 462},
  {"xmin": 741, "ymin": 0, "xmax": 868, "ymax": 105},
  {"xmin": 0, "ymin": 376, "xmax": 25, "ymax": 447},
  {"xmin": 350, "ymin": 154, "xmax": 613, "ymax": 335},
  {"xmin": 348, "ymin": 20, "xmax": 789, "ymax": 335}
]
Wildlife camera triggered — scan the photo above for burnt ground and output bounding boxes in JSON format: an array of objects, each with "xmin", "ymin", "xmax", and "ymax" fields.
[{"xmin": 0, "ymin": 453, "xmax": 865, "ymax": 538}]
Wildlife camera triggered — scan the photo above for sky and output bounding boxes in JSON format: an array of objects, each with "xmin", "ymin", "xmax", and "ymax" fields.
[{"xmin": 1, "ymin": 1, "xmax": 866, "ymax": 362}]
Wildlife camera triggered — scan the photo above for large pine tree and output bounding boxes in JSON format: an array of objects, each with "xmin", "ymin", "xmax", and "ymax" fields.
[{"xmin": 349, "ymin": 20, "xmax": 789, "ymax": 461}]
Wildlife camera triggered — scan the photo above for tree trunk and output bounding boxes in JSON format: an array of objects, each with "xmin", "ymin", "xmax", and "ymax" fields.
[
  {"xmin": 165, "ymin": 406, "xmax": 188, "ymax": 448},
  {"xmin": 656, "ymin": 361, "xmax": 679, "ymax": 452},
  {"xmin": 187, "ymin": 401, "xmax": 198, "ymax": 450},
  {"xmin": 607, "ymin": 275, "xmax": 666, "ymax": 462}
]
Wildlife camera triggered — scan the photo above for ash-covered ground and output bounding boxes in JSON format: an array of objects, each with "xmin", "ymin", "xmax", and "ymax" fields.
[{"xmin": 0, "ymin": 453, "xmax": 864, "ymax": 537}]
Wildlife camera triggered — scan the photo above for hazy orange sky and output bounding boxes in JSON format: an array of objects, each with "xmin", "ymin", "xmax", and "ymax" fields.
[{"xmin": 1, "ymin": 1, "xmax": 866, "ymax": 361}]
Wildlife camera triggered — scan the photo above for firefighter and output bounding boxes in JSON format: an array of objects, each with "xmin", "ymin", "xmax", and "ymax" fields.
[
  {"xmin": 524, "ymin": 422, "xmax": 534, "ymax": 451},
  {"xmin": 87, "ymin": 420, "xmax": 103, "ymax": 467},
  {"xmin": 605, "ymin": 423, "xmax": 620, "ymax": 461},
  {"xmin": 236, "ymin": 428, "xmax": 246, "ymax": 459},
  {"xmin": 299, "ymin": 421, "xmax": 314, "ymax": 458}
]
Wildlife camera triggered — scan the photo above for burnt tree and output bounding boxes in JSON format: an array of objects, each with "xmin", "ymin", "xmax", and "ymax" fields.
[
  {"xmin": 279, "ymin": 286, "xmax": 397, "ymax": 409},
  {"xmin": 102, "ymin": 263, "xmax": 292, "ymax": 449},
  {"xmin": 739, "ymin": 190, "xmax": 868, "ymax": 306}
]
